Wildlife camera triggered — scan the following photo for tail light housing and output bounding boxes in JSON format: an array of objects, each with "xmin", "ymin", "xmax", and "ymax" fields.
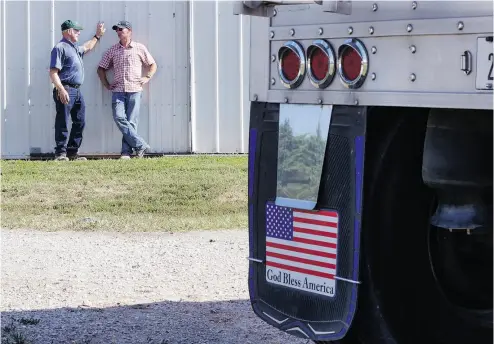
[
  {"xmin": 337, "ymin": 38, "xmax": 369, "ymax": 89},
  {"xmin": 278, "ymin": 41, "xmax": 306, "ymax": 89},
  {"xmin": 307, "ymin": 39, "xmax": 336, "ymax": 89}
]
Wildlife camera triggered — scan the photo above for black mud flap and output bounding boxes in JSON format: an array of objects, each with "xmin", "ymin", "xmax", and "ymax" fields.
[{"xmin": 247, "ymin": 102, "xmax": 366, "ymax": 341}]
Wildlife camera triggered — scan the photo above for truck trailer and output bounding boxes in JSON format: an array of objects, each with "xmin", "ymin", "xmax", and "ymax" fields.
[{"xmin": 234, "ymin": 1, "xmax": 493, "ymax": 343}]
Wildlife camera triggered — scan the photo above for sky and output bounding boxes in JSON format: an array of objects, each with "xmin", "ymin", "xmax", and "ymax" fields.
[{"xmin": 279, "ymin": 103, "xmax": 333, "ymax": 138}]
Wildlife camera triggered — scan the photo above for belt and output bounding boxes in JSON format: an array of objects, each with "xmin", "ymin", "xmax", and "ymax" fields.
[{"xmin": 62, "ymin": 83, "xmax": 81, "ymax": 89}]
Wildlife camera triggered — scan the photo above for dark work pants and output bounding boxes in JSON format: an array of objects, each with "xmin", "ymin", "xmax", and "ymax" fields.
[{"xmin": 53, "ymin": 86, "xmax": 86, "ymax": 156}]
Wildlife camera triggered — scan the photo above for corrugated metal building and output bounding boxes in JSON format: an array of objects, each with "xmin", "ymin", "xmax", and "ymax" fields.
[{"xmin": 0, "ymin": 0, "xmax": 262, "ymax": 158}]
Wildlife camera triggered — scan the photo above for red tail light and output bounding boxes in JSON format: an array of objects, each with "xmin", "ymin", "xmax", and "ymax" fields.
[
  {"xmin": 278, "ymin": 41, "xmax": 305, "ymax": 89},
  {"xmin": 341, "ymin": 48, "xmax": 361, "ymax": 81},
  {"xmin": 337, "ymin": 38, "xmax": 369, "ymax": 89},
  {"xmin": 307, "ymin": 39, "xmax": 336, "ymax": 89},
  {"xmin": 281, "ymin": 50, "xmax": 300, "ymax": 81}
]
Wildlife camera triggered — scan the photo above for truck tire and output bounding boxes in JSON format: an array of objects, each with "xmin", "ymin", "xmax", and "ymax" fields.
[{"xmin": 316, "ymin": 109, "xmax": 492, "ymax": 344}]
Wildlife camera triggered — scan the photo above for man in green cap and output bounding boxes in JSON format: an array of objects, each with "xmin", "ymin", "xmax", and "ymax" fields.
[{"xmin": 49, "ymin": 20, "xmax": 106, "ymax": 161}]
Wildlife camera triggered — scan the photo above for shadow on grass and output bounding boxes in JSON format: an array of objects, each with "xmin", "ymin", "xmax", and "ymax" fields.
[{"xmin": 1, "ymin": 299, "xmax": 310, "ymax": 344}]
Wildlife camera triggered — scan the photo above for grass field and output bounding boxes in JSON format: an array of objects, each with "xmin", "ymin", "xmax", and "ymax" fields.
[{"xmin": 1, "ymin": 156, "xmax": 248, "ymax": 232}]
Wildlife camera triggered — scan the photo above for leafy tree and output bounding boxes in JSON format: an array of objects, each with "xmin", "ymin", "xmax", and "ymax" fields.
[{"xmin": 276, "ymin": 117, "xmax": 327, "ymax": 202}]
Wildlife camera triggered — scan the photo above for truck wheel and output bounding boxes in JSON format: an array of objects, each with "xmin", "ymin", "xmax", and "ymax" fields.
[{"xmin": 316, "ymin": 109, "xmax": 492, "ymax": 344}]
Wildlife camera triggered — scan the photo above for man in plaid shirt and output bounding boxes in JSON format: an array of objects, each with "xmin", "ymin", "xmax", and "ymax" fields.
[{"xmin": 97, "ymin": 20, "xmax": 157, "ymax": 159}]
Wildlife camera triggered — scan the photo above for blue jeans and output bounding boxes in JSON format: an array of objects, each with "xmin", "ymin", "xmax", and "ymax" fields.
[
  {"xmin": 53, "ymin": 86, "xmax": 86, "ymax": 156},
  {"xmin": 111, "ymin": 92, "xmax": 148, "ymax": 155}
]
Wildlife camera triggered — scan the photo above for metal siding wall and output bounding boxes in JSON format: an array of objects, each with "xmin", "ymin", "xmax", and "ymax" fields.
[
  {"xmin": 2, "ymin": 1, "xmax": 30, "ymax": 158},
  {"xmin": 241, "ymin": 13, "xmax": 252, "ymax": 154},
  {"xmin": 190, "ymin": 0, "xmax": 251, "ymax": 153},
  {"xmin": 190, "ymin": 0, "xmax": 217, "ymax": 153},
  {"xmin": 147, "ymin": 1, "xmax": 190, "ymax": 153},
  {"xmin": 217, "ymin": 1, "xmax": 242, "ymax": 153},
  {"xmin": 1, "ymin": 0, "xmax": 190, "ymax": 158},
  {"xmin": 29, "ymin": 0, "xmax": 55, "ymax": 156},
  {"xmin": 0, "ymin": 0, "xmax": 3, "ymax": 155},
  {"xmin": 1, "ymin": 0, "xmax": 250, "ymax": 158}
]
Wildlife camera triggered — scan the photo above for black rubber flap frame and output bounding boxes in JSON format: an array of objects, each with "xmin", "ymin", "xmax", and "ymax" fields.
[{"xmin": 247, "ymin": 103, "xmax": 366, "ymax": 341}]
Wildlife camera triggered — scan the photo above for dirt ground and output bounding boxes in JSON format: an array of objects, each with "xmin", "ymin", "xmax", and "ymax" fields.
[{"xmin": 1, "ymin": 229, "xmax": 310, "ymax": 344}]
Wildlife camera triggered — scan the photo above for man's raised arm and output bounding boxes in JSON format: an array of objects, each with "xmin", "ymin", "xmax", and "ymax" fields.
[{"xmin": 82, "ymin": 22, "xmax": 106, "ymax": 53}]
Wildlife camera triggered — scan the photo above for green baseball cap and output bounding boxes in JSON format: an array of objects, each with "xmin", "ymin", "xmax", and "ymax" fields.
[{"xmin": 61, "ymin": 20, "xmax": 84, "ymax": 31}]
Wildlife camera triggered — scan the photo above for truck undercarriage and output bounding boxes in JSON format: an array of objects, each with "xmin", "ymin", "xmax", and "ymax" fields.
[{"xmin": 247, "ymin": 103, "xmax": 492, "ymax": 344}]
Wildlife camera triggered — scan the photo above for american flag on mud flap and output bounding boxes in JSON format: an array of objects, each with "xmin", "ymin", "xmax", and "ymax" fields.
[{"xmin": 265, "ymin": 203, "xmax": 338, "ymax": 280}]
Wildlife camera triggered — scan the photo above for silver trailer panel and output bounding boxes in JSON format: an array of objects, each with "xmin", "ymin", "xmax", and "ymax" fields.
[{"xmin": 247, "ymin": 1, "xmax": 493, "ymax": 109}]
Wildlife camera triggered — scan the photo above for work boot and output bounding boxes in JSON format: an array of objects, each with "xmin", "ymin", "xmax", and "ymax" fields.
[
  {"xmin": 69, "ymin": 154, "xmax": 87, "ymax": 161},
  {"xmin": 135, "ymin": 145, "xmax": 150, "ymax": 158},
  {"xmin": 55, "ymin": 153, "xmax": 69, "ymax": 161}
]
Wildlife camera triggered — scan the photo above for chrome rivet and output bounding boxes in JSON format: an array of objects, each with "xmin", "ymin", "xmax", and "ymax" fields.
[
  {"xmin": 372, "ymin": 3, "xmax": 378, "ymax": 11},
  {"xmin": 354, "ymin": 100, "xmax": 359, "ymax": 106},
  {"xmin": 348, "ymin": 26, "xmax": 353, "ymax": 34},
  {"xmin": 407, "ymin": 24, "xmax": 413, "ymax": 32},
  {"xmin": 270, "ymin": 31, "xmax": 275, "ymax": 38},
  {"xmin": 457, "ymin": 21, "xmax": 464, "ymax": 30},
  {"xmin": 410, "ymin": 45, "xmax": 417, "ymax": 53},
  {"xmin": 271, "ymin": 55, "xmax": 276, "ymax": 62},
  {"xmin": 271, "ymin": 78, "xmax": 276, "ymax": 85},
  {"xmin": 317, "ymin": 98, "xmax": 323, "ymax": 105},
  {"xmin": 409, "ymin": 73, "xmax": 416, "ymax": 82},
  {"xmin": 486, "ymin": 83, "xmax": 493, "ymax": 89},
  {"xmin": 369, "ymin": 26, "xmax": 374, "ymax": 35},
  {"xmin": 318, "ymin": 27, "xmax": 323, "ymax": 35},
  {"xmin": 371, "ymin": 73, "xmax": 376, "ymax": 80},
  {"xmin": 371, "ymin": 46, "xmax": 377, "ymax": 54},
  {"xmin": 284, "ymin": 98, "xmax": 289, "ymax": 103},
  {"xmin": 290, "ymin": 28, "xmax": 295, "ymax": 36},
  {"xmin": 412, "ymin": 1, "xmax": 417, "ymax": 10},
  {"xmin": 273, "ymin": 9, "xmax": 277, "ymax": 16},
  {"xmin": 253, "ymin": 94, "xmax": 258, "ymax": 101}
]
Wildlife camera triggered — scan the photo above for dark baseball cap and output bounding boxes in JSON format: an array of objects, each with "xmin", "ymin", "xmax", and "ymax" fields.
[
  {"xmin": 61, "ymin": 20, "xmax": 84, "ymax": 31},
  {"xmin": 112, "ymin": 20, "xmax": 132, "ymax": 30}
]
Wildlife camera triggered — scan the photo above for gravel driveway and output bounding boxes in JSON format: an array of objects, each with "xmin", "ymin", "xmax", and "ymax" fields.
[{"xmin": 1, "ymin": 229, "xmax": 310, "ymax": 344}]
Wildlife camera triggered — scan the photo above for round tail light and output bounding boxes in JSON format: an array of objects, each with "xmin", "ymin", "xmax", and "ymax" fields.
[
  {"xmin": 337, "ymin": 38, "xmax": 369, "ymax": 89},
  {"xmin": 278, "ymin": 41, "xmax": 305, "ymax": 89},
  {"xmin": 307, "ymin": 39, "xmax": 336, "ymax": 89}
]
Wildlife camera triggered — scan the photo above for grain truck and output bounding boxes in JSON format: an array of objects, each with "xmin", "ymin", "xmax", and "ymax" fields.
[{"xmin": 233, "ymin": 1, "xmax": 493, "ymax": 343}]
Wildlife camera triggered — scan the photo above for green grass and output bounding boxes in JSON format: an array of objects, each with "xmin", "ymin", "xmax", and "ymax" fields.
[{"xmin": 1, "ymin": 156, "xmax": 248, "ymax": 232}]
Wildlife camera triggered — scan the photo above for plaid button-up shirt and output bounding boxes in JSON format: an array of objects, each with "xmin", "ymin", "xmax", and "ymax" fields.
[{"xmin": 98, "ymin": 41, "xmax": 156, "ymax": 92}]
